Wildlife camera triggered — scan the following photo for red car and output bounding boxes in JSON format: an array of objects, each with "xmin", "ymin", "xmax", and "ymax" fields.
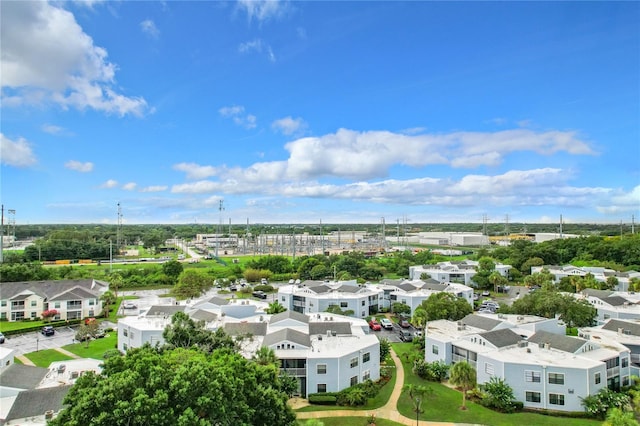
[{"xmin": 369, "ymin": 319, "xmax": 382, "ymax": 331}]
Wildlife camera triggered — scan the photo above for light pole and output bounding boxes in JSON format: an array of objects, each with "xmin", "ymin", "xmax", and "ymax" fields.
[
  {"xmin": 415, "ymin": 397, "xmax": 420, "ymax": 426},
  {"xmin": 36, "ymin": 335, "xmax": 39, "ymax": 352}
]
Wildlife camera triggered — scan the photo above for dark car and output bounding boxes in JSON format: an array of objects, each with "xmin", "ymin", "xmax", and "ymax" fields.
[
  {"xmin": 252, "ymin": 291, "xmax": 267, "ymax": 299},
  {"xmin": 399, "ymin": 329, "xmax": 413, "ymax": 342},
  {"xmin": 41, "ymin": 326, "xmax": 55, "ymax": 336},
  {"xmin": 399, "ymin": 319, "xmax": 411, "ymax": 328},
  {"xmin": 0, "ymin": 332, "xmax": 5, "ymax": 343}
]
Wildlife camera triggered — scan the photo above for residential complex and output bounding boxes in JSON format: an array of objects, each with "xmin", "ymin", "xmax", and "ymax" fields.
[
  {"xmin": 531, "ymin": 265, "xmax": 640, "ymax": 292},
  {"xmin": 409, "ymin": 260, "xmax": 512, "ymax": 286},
  {"xmin": 117, "ymin": 299, "xmax": 380, "ymax": 397},
  {"xmin": 574, "ymin": 289, "xmax": 640, "ymax": 324},
  {"xmin": 0, "ymin": 279, "xmax": 108, "ymax": 322},
  {"xmin": 425, "ymin": 313, "xmax": 631, "ymax": 412}
]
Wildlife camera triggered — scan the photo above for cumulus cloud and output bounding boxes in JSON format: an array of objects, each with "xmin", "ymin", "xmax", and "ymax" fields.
[
  {"xmin": 1, "ymin": 1, "xmax": 148, "ymax": 116},
  {"xmin": 0, "ymin": 134, "xmax": 37, "ymax": 167},
  {"xmin": 237, "ymin": 0, "xmax": 288, "ymax": 22},
  {"xmin": 218, "ymin": 105, "xmax": 257, "ymax": 129},
  {"xmin": 64, "ymin": 160, "xmax": 94, "ymax": 172},
  {"xmin": 122, "ymin": 182, "xmax": 137, "ymax": 191},
  {"xmin": 173, "ymin": 162, "xmax": 219, "ymax": 180},
  {"xmin": 140, "ymin": 185, "xmax": 168, "ymax": 192},
  {"xmin": 140, "ymin": 19, "xmax": 159, "ymax": 38},
  {"xmin": 238, "ymin": 38, "xmax": 276, "ymax": 62},
  {"xmin": 597, "ymin": 185, "xmax": 640, "ymax": 214},
  {"xmin": 100, "ymin": 179, "xmax": 118, "ymax": 188},
  {"xmin": 272, "ymin": 116, "xmax": 306, "ymax": 135}
]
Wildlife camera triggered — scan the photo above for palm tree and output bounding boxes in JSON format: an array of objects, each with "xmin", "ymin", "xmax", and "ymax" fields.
[
  {"xmin": 253, "ymin": 346, "xmax": 278, "ymax": 367},
  {"xmin": 488, "ymin": 271, "xmax": 508, "ymax": 294},
  {"xmin": 449, "ymin": 361, "xmax": 476, "ymax": 410},
  {"xmin": 100, "ymin": 290, "xmax": 116, "ymax": 318},
  {"xmin": 412, "ymin": 307, "xmax": 428, "ymax": 330}
]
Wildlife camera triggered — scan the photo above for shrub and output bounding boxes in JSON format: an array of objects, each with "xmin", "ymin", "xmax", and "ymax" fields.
[
  {"xmin": 308, "ymin": 393, "xmax": 338, "ymax": 405},
  {"xmin": 253, "ymin": 284, "xmax": 274, "ymax": 293},
  {"xmin": 413, "ymin": 359, "xmax": 449, "ymax": 382},
  {"xmin": 480, "ymin": 376, "xmax": 517, "ymax": 413}
]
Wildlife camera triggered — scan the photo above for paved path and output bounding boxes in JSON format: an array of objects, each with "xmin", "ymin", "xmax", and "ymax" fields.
[
  {"xmin": 53, "ymin": 347, "xmax": 80, "ymax": 359},
  {"xmin": 14, "ymin": 354, "xmax": 35, "ymax": 366},
  {"xmin": 296, "ymin": 350, "xmax": 455, "ymax": 425}
]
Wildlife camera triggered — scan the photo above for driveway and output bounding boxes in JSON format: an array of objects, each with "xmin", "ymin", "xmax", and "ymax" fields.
[{"xmin": 1, "ymin": 326, "xmax": 77, "ymax": 356}]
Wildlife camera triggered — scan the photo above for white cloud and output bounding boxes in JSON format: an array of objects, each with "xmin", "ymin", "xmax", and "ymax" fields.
[
  {"xmin": 1, "ymin": 1, "xmax": 148, "ymax": 116},
  {"xmin": 238, "ymin": 38, "xmax": 276, "ymax": 62},
  {"xmin": 100, "ymin": 179, "xmax": 118, "ymax": 188},
  {"xmin": 218, "ymin": 105, "xmax": 257, "ymax": 129},
  {"xmin": 237, "ymin": 0, "xmax": 288, "ymax": 22},
  {"xmin": 122, "ymin": 182, "xmax": 137, "ymax": 191},
  {"xmin": 64, "ymin": 160, "xmax": 94, "ymax": 172},
  {"xmin": 173, "ymin": 162, "xmax": 219, "ymax": 180},
  {"xmin": 140, "ymin": 185, "xmax": 168, "ymax": 192},
  {"xmin": 42, "ymin": 124, "xmax": 64, "ymax": 135},
  {"xmin": 140, "ymin": 19, "xmax": 159, "ymax": 39},
  {"xmin": 0, "ymin": 134, "xmax": 37, "ymax": 167},
  {"xmin": 272, "ymin": 116, "xmax": 307, "ymax": 136},
  {"xmin": 597, "ymin": 185, "xmax": 640, "ymax": 214}
]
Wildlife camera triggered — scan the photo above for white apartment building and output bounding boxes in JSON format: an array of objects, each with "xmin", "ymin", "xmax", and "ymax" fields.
[
  {"xmin": 425, "ymin": 313, "xmax": 631, "ymax": 412},
  {"xmin": 277, "ymin": 280, "xmax": 383, "ymax": 318},
  {"xmin": 531, "ymin": 265, "xmax": 640, "ymax": 292},
  {"xmin": 574, "ymin": 289, "xmax": 640, "ymax": 324},
  {"xmin": 0, "ymin": 279, "xmax": 108, "ymax": 322},
  {"xmin": 409, "ymin": 260, "xmax": 512, "ymax": 286},
  {"xmin": 388, "ymin": 279, "xmax": 474, "ymax": 313}
]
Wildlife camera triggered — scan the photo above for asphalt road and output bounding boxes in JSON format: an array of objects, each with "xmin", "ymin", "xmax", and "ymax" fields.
[{"xmin": 1, "ymin": 325, "xmax": 78, "ymax": 356}]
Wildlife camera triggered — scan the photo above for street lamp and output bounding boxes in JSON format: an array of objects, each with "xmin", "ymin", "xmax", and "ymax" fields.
[
  {"xmin": 415, "ymin": 397, "xmax": 420, "ymax": 426},
  {"xmin": 36, "ymin": 335, "xmax": 39, "ymax": 352}
]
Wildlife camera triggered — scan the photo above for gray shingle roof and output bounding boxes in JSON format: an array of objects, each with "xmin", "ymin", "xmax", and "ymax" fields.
[
  {"xmin": 263, "ymin": 328, "xmax": 310, "ymax": 348},
  {"xmin": 308, "ymin": 285, "xmax": 331, "ymax": 294},
  {"xmin": 5, "ymin": 385, "xmax": 72, "ymax": 422},
  {"xmin": 603, "ymin": 296, "xmax": 631, "ymax": 307},
  {"xmin": 0, "ymin": 364, "xmax": 49, "ymax": 390},
  {"xmin": 602, "ymin": 319, "xmax": 640, "ymax": 336},
  {"xmin": 479, "ymin": 328, "xmax": 522, "ymax": 348},
  {"xmin": 582, "ymin": 288, "xmax": 614, "ymax": 299},
  {"xmin": 397, "ymin": 283, "xmax": 419, "ymax": 292},
  {"xmin": 49, "ymin": 286, "xmax": 97, "ymax": 301},
  {"xmin": 337, "ymin": 285, "xmax": 361, "ymax": 293},
  {"xmin": 422, "ymin": 282, "xmax": 448, "ymax": 291},
  {"xmin": 0, "ymin": 279, "xmax": 105, "ymax": 301},
  {"xmin": 189, "ymin": 309, "xmax": 218, "ymax": 322},
  {"xmin": 224, "ymin": 322, "xmax": 268, "ymax": 336},
  {"xmin": 461, "ymin": 314, "xmax": 502, "ymax": 331},
  {"xmin": 205, "ymin": 296, "xmax": 230, "ymax": 306},
  {"xmin": 145, "ymin": 305, "xmax": 185, "ymax": 317},
  {"xmin": 528, "ymin": 330, "xmax": 586, "ymax": 353},
  {"xmin": 309, "ymin": 322, "xmax": 352, "ymax": 336},
  {"xmin": 270, "ymin": 310, "xmax": 309, "ymax": 325}
]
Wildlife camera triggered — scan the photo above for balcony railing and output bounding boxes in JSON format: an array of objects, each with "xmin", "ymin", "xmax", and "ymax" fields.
[
  {"xmin": 11, "ymin": 304, "xmax": 25, "ymax": 311},
  {"xmin": 607, "ymin": 366, "xmax": 620, "ymax": 378},
  {"xmin": 281, "ymin": 368, "xmax": 306, "ymax": 377}
]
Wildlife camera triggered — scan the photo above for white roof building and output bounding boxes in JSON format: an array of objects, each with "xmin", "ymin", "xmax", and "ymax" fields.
[
  {"xmin": 532, "ymin": 265, "xmax": 640, "ymax": 292},
  {"xmin": 409, "ymin": 260, "xmax": 512, "ymax": 286},
  {"xmin": 573, "ymin": 289, "xmax": 640, "ymax": 324}
]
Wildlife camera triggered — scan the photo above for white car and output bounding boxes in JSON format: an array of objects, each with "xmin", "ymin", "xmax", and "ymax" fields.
[
  {"xmin": 122, "ymin": 301, "xmax": 137, "ymax": 309},
  {"xmin": 380, "ymin": 318, "xmax": 393, "ymax": 330}
]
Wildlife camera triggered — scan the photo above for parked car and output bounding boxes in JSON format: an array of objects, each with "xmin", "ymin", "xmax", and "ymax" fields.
[
  {"xmin": 399, "ymin": 319, "xmax": 411, "ymax": 328},
  {"xmin": 399, "ymin": 329, "xmax": 413, "ymax": 342},
  {"xmin": 413, "ymin": 329, "xmax": 423, "ymax": 338},
  {"xmin": 122, "ymin": 301, "xmax": 137, "ymax": 309},
  {"xmin": 229, "ymin": 285, "xmax": 238, "ymax": 292},
  {"xmin": 368, "ymin": 319, "xmax": 381, "ymax": 331},
  {"xmin": 41, "ymin": 326, "xmax": 55, "ymax": 336},
  {"xmin": 0, "ymin": 332, "xmax": 5, "ymax": 343},
  {"xmin": 252, "ymin": 290, "xmax": 267, "ymax": 299},
  {"xmin": 380, "ymin": 318, "xmax": 393, "ymax": 329},
  {"xmin": 481, "ymin": 290, "xmax": 491, "ymax": 297}
]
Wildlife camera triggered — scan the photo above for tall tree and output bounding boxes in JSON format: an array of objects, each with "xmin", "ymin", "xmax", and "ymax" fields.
[
  {"xmin": 449, "ymin": 361, "xmax": 477, "ymax": 410},
  {"xmin": 420, "ymin": 292, "xmax": 472, "ymax": 322},
  {"xmin": 50, "ymin": 346, "xmax": 296, "ymax": 426},
  {"xmin": 163, "ymin": 312, "xmax": 236, "ymax": 353}
]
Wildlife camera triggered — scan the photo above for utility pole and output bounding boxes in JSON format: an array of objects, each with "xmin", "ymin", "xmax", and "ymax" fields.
[
  {"xmin": 216, "ymin": 200, "xmax": 224, "ymax": 258},
  {"xmin": 0, "ymin": 204, "xmax": 4, "ymax": 263},
  {"xmin": 116, "ymin": 202, "xmax": 123, "ymax": 251},
  {"xmin": 632, "ymin": 215, "xmax": 636, "ymax": 235}
]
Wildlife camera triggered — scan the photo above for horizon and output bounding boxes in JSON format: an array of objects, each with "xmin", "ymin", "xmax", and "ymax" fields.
[{"xmin": 1, "ymin": 1, "xmax": 639, "ymax": 225}]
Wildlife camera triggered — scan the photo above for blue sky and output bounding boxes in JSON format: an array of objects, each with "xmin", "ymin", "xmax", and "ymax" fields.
[{"xmin": 1, "ymin": 1, "xmax": 639, "ymax": 226}]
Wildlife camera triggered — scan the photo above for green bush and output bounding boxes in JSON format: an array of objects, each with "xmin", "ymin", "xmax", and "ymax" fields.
[
  {"xmin": 253, "ymin": 284, "xmax": 274, "ymax": 292},
  {"xmin": 308, "ymin": 393, "xmax": 338, "ymax": 405}
]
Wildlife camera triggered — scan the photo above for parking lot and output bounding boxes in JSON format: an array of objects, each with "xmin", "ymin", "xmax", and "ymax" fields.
[
  {"xmin": 1, "ymin": 325, "xmax": 78, "ymax": 356},
  {"xmin": 370, "ymin": 317, "xmax": 419, "ymax": 343}
]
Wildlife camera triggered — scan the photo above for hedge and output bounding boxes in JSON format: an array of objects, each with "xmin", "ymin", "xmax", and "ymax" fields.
[
  {"xmin": 308, "ymin": 393, "xmax": 338, "ymax": 405},
  {"xmin": 1, "ymin": 319, "xmax": 83, "ymax": 336}
]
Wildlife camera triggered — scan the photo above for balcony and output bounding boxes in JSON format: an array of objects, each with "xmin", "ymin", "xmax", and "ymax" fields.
[
  {"xmin": 280, "ymin": 368, "xmax": 306, "ymax": 377},
  {"xmin": 11, "ymin": 303, "xmax": 25, "ymax": 311},
  {"xmin": 607, "ymin": 366, "xmax": 620, "ymax": 378}
]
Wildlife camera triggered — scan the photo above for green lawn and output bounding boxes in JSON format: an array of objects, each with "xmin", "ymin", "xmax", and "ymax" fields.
[
  {"xmin": 64, "ymin": 333, "xmax": 118, "ymax": 359},
  {"xmin": 0, "ymin": 320, "xmax": 46, "ymax": 332},
  {"xmin": 392, "ymin": 343, "xmax": 600, "ymax": 426},
  {"xmin": 24, "ymin": 349, "xmax": 74, "ymax": 367},
  {"xmin": 297, "ymin": 359, "xmax": 396, "ymax": 412},
  {"xmin": 297, "ymin": 417, "xmax": 404, "ymax": 426}
]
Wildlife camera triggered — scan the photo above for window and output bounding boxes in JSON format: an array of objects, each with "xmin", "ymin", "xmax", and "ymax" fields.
[
  {"xmin": 317, "ymin": 384, "xmax": 327, "ymax": 393},
  {"xmin": 401, "ymin": 299, "xmax": 407, "ymax": 305},
  {"xmin": 525, "ymin": 371, "xmax": 541, "ymax": 383},
  {"xmin": 0, "ymin": 312, "xmax": 6, "ymax": 320},
  {"xmin": 361, "ymin": 300, "xmax": 365, "ymax": 306},
  {"xmin": 432, "ymin": 345, "xmax": 439, "ymax": 355},
  {"xmin": 548, "ymin": 373, "xmax": 564, "ymax": 385},
  {"xmin": 549, "ymin": 393, "xmax": 565, "ymax": 406},
  {"xmin": 350, "ymin": 357, "xmax": 359, "ymax": 368},
  {"xmin": 130, "ymin": 332, "xmax": 135, "ymax": 339},
  {"xmin": 281, "ymin": 296, "xmax": 285, "ymax": 302},
  {"xmin": 485, "ymin": 363, "xmax": 494, "ymax": 375},
  {"xmin": 525, "ymin": 391, "xmax": 541, "ymax": 403},
  {"xmin": 340, "ymin": 302, "xmax": 348, "ymax": 308},
  {"xmin": 350, "ymin": 376, "xmax": 358, "ymax": 386},
  {"xmin": 123, "ymin": 343, "xmax": 128, "ymax": 350},
  {"xmin": 123, "ymin": 329, "xmax": 128, "ymax": 337},
  {"xmin": 0, "ymin": 301, "xmax": 6, "ymax": 307},
  {"xmin": 623, "ymin": 376, "xmax": 630, "ymax": 387},
  {"xmin": 31, "ymin": 312, "xmax": 37, "ymax": 318},
  {"xmin": 622, "ymin": 358, "xmax": 629, "ymax": 368},
  {"xmin": 363, "ymin": 370, "xmax": 370, "ymax": 381},
  {"xmin": 595, "ymin": 372, "xmax": 601, "ymax": 385},
  {"xmin": 89, "ymin": 299, "xmax": 95, "ymax": 306},
  {"xmin": 605, "ymin": 357, "xmax": 620, "ymax": 369},
  {"xmin": 317, "ymin": 364, "xmax": 327, "ymax": 374},
  {"xmin": 54, "ymin": 302, "xmax": 61, "ymax": 309},
  {"xmin": 31, "ymin": 300, "xmax": 37, "ymax": 307},
  {"xmin": 363, "ymin": 352, "xmax": 370, "ymax": 363}
]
